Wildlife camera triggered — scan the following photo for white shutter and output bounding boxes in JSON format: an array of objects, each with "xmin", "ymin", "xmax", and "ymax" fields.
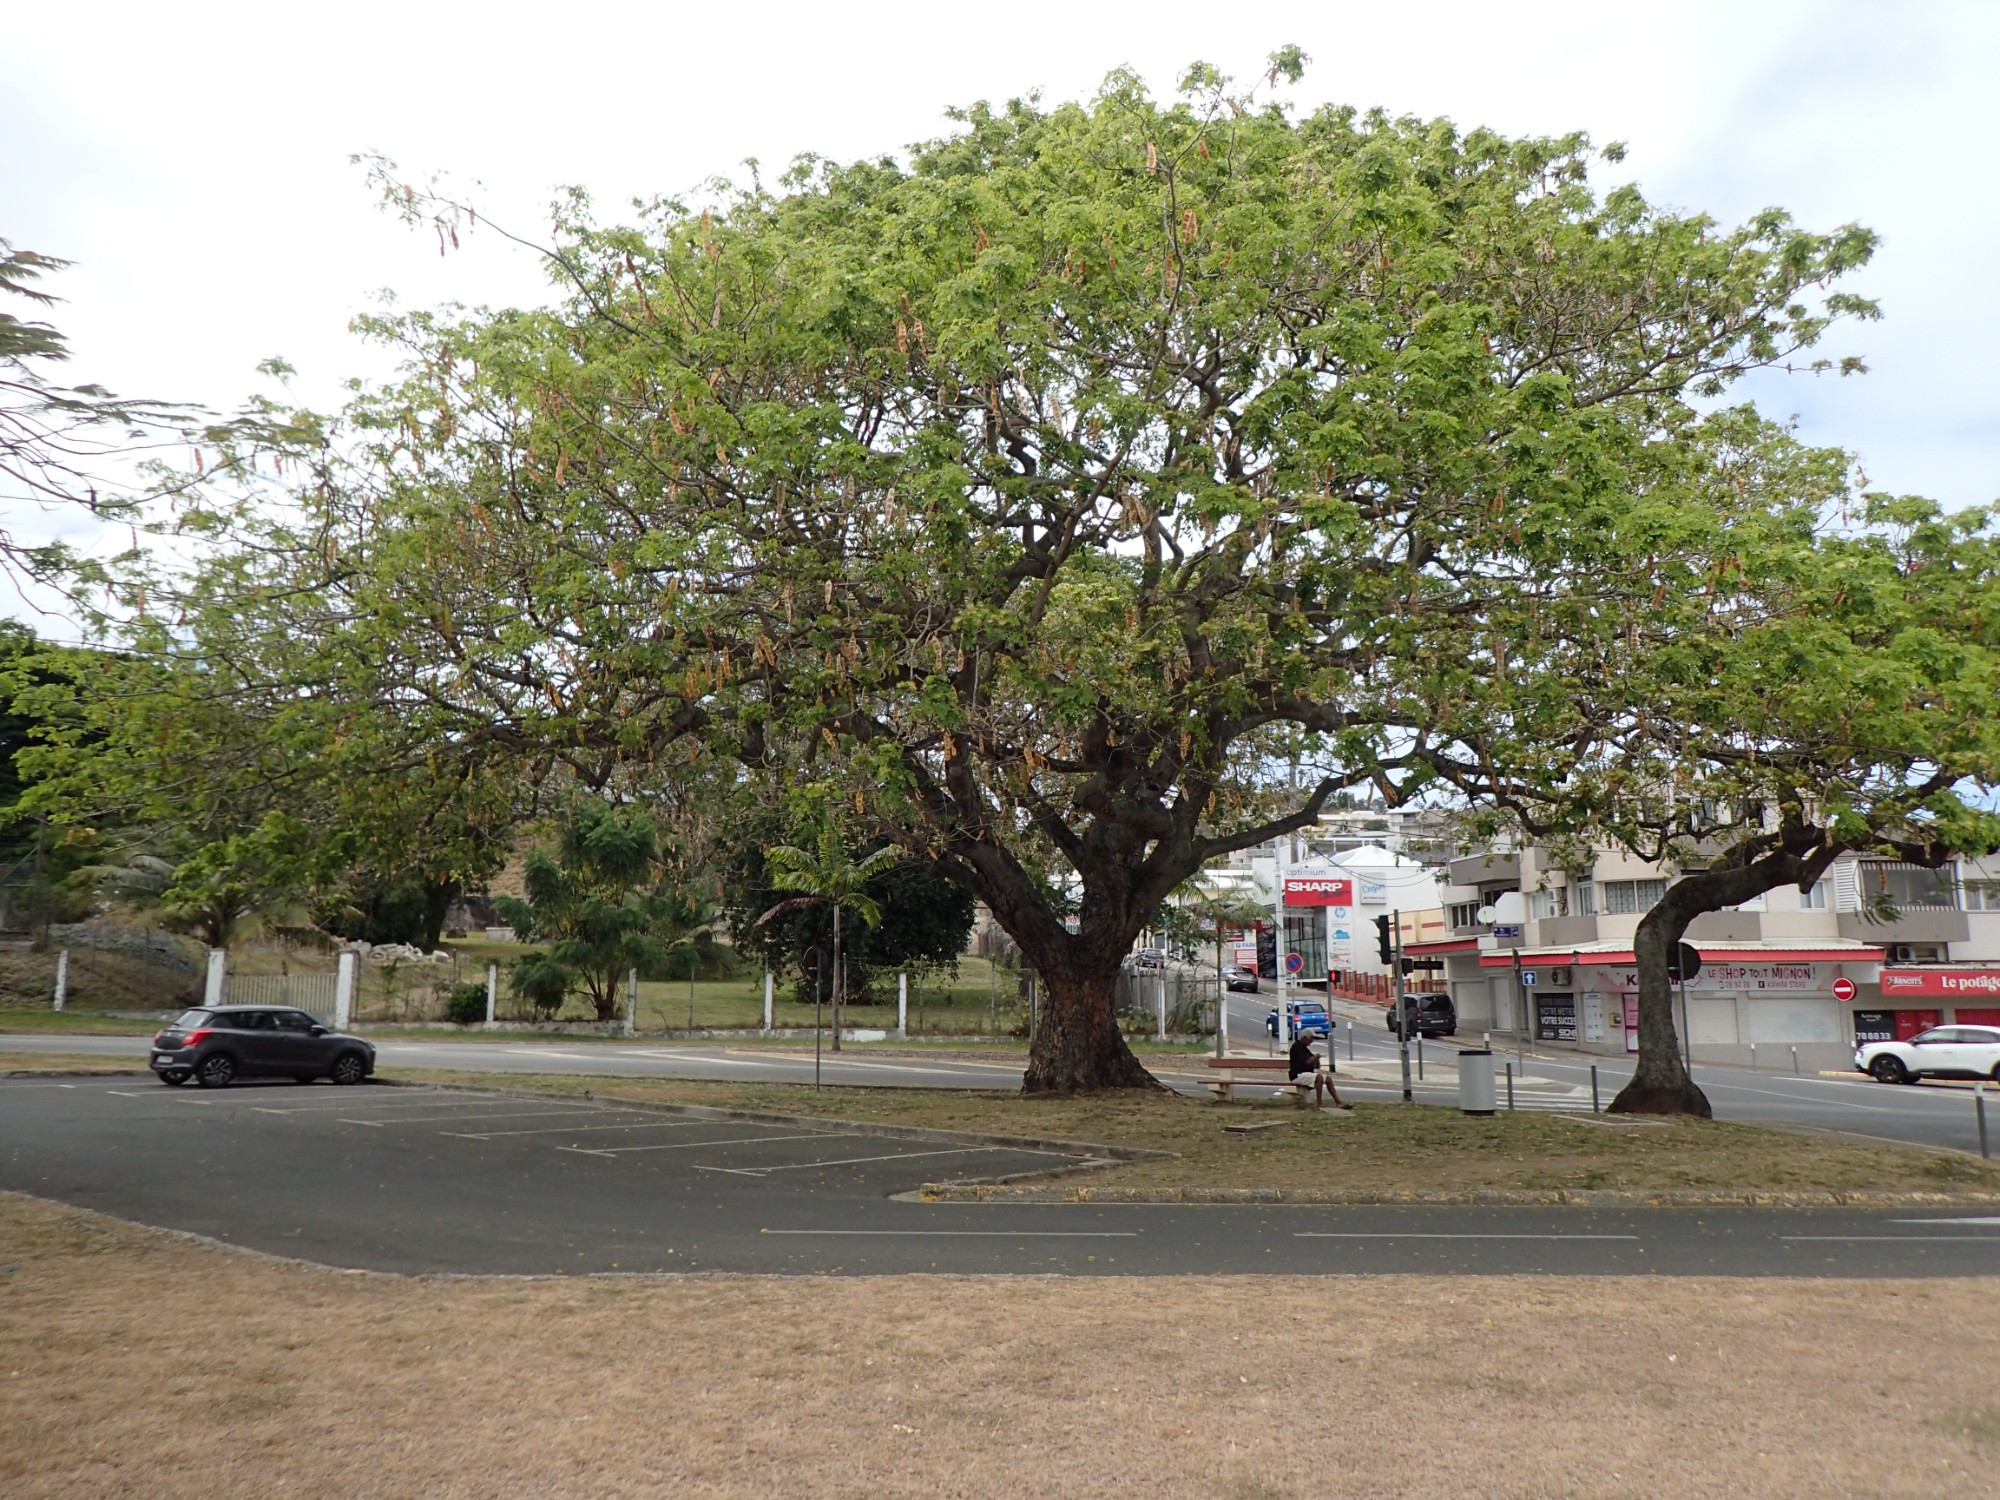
[{"xmin": 1832, "ymin": 860, "xmax": 1862, "ymax": 913}]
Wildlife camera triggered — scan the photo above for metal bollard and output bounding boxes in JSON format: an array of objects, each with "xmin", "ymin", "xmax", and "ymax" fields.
[
  {"xmin": 1749, "ymin": 1044, "xmax": 1756, "ymax": 1072},
  {"xmin": 1791, "ymin": 1045, "xmax": 1799, "ymax": 1076},
  {"xmin": 1979, "ymin": 1085, "xmax": 1991, "ymax": 1161},
  {"xmin": 1347, "ymin": 1018, "xmax": 1354, "ymax": 1062},
  {"xmin": 1591, "ymin": 1064, "xmax": 1600, "ymax": 1114},
  {"xmin": 1505, "ymin": 1062, "xmax": 1515, "ymax": 1111},
  {"xmin": 1417, "ymin": 1032, "xmax": 1424, "ymax": 1081}
]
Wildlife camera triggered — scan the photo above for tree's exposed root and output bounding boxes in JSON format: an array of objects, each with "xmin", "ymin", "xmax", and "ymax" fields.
[
  {"xmin": 1608, "ymin": 1077, "xmax": 1713, "ymax": 1118},
  {"xmin": 1021, "ymin": 1050, "xmax": 1167, "ymax": 1096}
]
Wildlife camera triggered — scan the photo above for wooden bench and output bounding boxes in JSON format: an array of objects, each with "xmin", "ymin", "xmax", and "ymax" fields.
[{"xmin": 1206, "ymin": 1055, "xmax": 1315, "ymax": 1104}]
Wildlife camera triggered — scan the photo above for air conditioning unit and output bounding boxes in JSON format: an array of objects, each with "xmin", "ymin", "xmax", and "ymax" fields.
[
  {"xmin": 1548, "ymin": 966, "xmax": 1573, "ymax": 987},
  {"xmin": 1888, "ymin": 945, "xmax": 1918, "ymax": 965}
]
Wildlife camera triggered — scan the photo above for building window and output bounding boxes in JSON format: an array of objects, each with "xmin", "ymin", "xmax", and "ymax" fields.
[
  {"xmin": 1964, "ymin": 881, "xmax": 2000, "ymax": 913},
  {"xmin": 1574, "ymin": 881, "xmax": 1596, "ymax": 916},
  {"xmin": 1529, "ymin": 886, "xmax": 1570, "ymax": 921},
  {"xmin": 1603, "ymin": 878, "xmax": 1667, "ymax": 915},
  {"xmin": 1800, "ymin": 879, "xmax": 1830, "ymax": 910},
  {"xmin": 1861, "ymin": 862, "xmax": 1957, "ymax": 910},
  {"xmin": 1449, "ymin": 901, "xmax": 1484, "ymax": 930}
]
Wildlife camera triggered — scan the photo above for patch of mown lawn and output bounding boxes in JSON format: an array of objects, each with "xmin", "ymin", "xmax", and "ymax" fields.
[{"xmin": 380, "ymin": 1067, "xmax": 2000, "ymax": 1197}]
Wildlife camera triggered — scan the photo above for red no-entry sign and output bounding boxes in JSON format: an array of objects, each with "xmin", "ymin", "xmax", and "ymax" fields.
[{"xmin": 1831, "ymin": 977, "xmax": 1856, "ymax": 1002}]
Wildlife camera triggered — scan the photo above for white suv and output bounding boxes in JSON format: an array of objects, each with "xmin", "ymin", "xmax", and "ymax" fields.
[{"xmin": 1855, "ymin": 1025, "xmax": 2000, "ymax": 1085}]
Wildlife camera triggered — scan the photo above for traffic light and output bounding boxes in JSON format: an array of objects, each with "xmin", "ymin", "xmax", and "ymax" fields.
[{"xmin": 1374, "ymin": 914, "xmax": 1393, "ymax": 966}]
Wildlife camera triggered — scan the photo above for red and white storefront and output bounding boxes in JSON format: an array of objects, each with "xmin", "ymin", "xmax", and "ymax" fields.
[
  {"xmin": 1450, "ymin": 944, "xmax": 1887, "ymax": 1068},
  {"xmin": 1856, "ymin": 967, "xmax": 2000, "ymax": 1044}
]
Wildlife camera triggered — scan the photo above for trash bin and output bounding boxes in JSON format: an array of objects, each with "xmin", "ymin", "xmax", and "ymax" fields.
[{"xmin": 1458, "ymin": 1049, "xmax": 1497, "ymax": 1116}]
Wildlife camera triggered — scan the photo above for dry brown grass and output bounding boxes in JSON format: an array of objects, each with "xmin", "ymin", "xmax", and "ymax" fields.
[
  {"xmin": 388, "ymin": 1068, "xmax": 2000, "ymax": 1197},
  {"xmin": 1, "ymin": 1191, "xmax": 1995, "ymax": 1498}
]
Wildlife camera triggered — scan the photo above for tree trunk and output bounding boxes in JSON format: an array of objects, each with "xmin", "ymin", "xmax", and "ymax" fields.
[
  {"xmin": 1608, "ymin": 899, "xmax": 1711, "ymax": 1117},
  {"xmin": 1022, "ymin": 962, "xmax": 1163, "ymax": 1095}
]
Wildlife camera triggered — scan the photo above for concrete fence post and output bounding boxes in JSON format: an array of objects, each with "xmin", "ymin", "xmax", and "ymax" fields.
[
  {"xmin": 625, "ymin": 968, "xmax": 638, "ymax": 1037},
  {"xmin": 53, "ymin": 949, "xmax": 68, "ymax": 1011},
  {"xmin": 1155, "ymin": 974, "xmax": 1167, "ymax": 1042},
  {"xmin": 484, "ymin": 962, "xmax": 498, "ymax": 1028},
  {"xmin": 762, "ymin": 971, "xmax": 774, "ymax": 1034},
  {"xmin": 897, "ymin": 971, "xmax": 907, "ymax": 1040},
  {"xmin": 333, "ymin": 950, "xmax": 356, "ymax": 1030},
  {"xmin": 204, "ymin": 948, "xmax": 227, "ymax": 1007}
]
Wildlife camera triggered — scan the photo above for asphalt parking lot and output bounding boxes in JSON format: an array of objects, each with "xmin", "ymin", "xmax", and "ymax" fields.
[
  {"xmin": 0, "ymin": 1079, "xmax": 1100, "ymax": 1275},
  {"xmin": 9, "ymin": 1078, "xmax": 2000, "ymax": 1278}
]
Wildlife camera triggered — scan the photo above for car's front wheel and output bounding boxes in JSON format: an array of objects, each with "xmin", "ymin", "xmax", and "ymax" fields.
[
  {"xmin": 330, "ymin": 1051, "xmax": 368, "ymax": 1086},
  {"xmin": 194, "ymin": 1053, "xmax": 236, "ymax": 1089},
  {"xmin": 1869, "ymin": 1054, "xmax": 1911, "ymax": 1085}
]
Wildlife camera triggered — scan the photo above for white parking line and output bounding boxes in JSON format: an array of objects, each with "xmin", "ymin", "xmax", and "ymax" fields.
[
  {"xmin": 1295, "ymin": 1232, "xmax": 1639, "ymax": 1241},
  {"xmin": 706, "ymin": 1145, "xmax": 1037, "ymax": 1176},
  {"xmin": 335, "ymin": 1107, "xmax": 627, "ymax": 1127},
  {"xmin": 558, "ymin": 1130, "xmax": 845, "ymax": 1158},
  {"xmin": 443, "ymin": 1119, "xmax": 707, "ymax": 1139}
]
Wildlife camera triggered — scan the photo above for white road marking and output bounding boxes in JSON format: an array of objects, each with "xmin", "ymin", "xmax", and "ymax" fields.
[
  {"xmin": 333, "ymin": 1107, "xmax": 623, "ymax": 1127},
  {"xmin": 1781, "ymin": 1235, "xmax": 2000, "ymax": 1243},
  {"xmin": 443, "ymin": 1120, "xmax": 706, "ymax": 1139},
  {"xmin": 103, "ymin": 1089, "xmax": 148, "ymax": 1097},
  {"xmin": 1295, "ymin": 1232, "xmax": 1639, "ymax": 1241},
  {"xmin": 559, "ymin": 1130, "xmax": 845, "ymax": 1158},
  {"xmin": 1892, "ymin": 1216, "xmax": 2000, "ymax": 1226},
  {"xmin": 761, "ymin": 1229, "xmax": 1138, "ymax": 1237},
  {"xmin": 712, "ymin": 1145, "xmax": 1053, "ymax": 1176}
]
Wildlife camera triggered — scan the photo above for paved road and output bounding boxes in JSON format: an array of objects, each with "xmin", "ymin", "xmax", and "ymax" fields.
[
  {"xmin": 8, "ymin": 1002, "xmax": 1998, "ymax": 1157},
  {"xmin": 6, "ymin": 1079, "xmax": 2000, "ymax": 1277}
]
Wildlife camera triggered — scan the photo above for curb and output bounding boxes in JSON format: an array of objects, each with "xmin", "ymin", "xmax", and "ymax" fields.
[
  {"xmin": 1, "ymin": 1067, "xmax": 149, "ymax": 1079},
  {"xmin": 914, "ymin": 1183, "xmax": 2000, "ymax": 1207},
  {"xmin": 370, "ymin": 1076, "xmax": 1177, "ymax": 1164}
]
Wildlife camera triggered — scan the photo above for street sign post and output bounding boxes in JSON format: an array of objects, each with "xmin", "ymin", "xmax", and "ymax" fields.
[{"xmin": 1831, "ymin": 976, "xmax": 1857, "ymax": 1002}]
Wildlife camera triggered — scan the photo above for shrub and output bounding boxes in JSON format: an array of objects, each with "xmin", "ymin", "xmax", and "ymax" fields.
[{"xmin": 444, "ymin": 981, "xmax": 489, "ymax": 1026}]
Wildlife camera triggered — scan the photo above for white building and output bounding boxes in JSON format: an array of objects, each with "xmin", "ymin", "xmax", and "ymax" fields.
[{"xmin": 1409, "ymin": 846, "xmax": 2000, "ymax": 1072}]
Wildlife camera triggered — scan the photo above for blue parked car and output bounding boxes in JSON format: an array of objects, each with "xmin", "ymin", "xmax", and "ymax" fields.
[{"xmin": 1265, "ymin": 999, "xmax": 1332, "ymax": 1041}]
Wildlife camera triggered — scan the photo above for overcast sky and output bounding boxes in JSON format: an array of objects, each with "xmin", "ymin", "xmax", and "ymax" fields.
[{"xmin": 6, "ymin": 0, "xmax": 1996, "ymax": 622}]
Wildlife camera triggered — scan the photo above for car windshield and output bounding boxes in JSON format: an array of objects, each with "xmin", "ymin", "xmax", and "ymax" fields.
[{"xmin": 168, "ymin": 1009, "xmax": 213, "ymax": 1030}]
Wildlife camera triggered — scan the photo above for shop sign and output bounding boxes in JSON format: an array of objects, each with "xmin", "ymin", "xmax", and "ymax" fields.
[
  {"xmin": 1591, "ymin": 963, "xmax": 1822, "ymax": 993},
  {"xmin": 1622, "ymin": 994, "xmax": 1639, "ymax": 1053},
  {"xmin": 1283, "ymin": 876, "xmax": 1353, "ymax": 908},
  {"xmin": 1581, "ymin": 991, "xmax": 1607, "ymax": 1042},
  {"xmin": 1358, "ymin": 879, "xmax": 1387, "ymax": 905},
  {"xmin": 1536, "ymin": 992, "xmax": 1577, "ymax": 1043},
  {"xmin": 1879, "ymin": 969, "xmax": 2000, "ymax": 998},
  {"xmin": 1851, "ymin": 1010, "xmax": 1896, "ymax": 1045}
]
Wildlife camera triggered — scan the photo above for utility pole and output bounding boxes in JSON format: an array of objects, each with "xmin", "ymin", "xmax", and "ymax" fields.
[
  {"xmin": 1394, "ymin": 912, "xmax": 1412, "ymax": 1103},
  {"xmin": 1271, "ymin": 836, "xmax": 1287, "ymax": 1057}
]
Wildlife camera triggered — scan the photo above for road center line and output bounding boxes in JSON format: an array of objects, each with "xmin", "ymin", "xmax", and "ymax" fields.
[
  {"xmin": 1295, "ymin": 1232, "xmax": 1639, "ymax": 1241},
  {"xmin": 761, "ymin": 1229, "xmax": 1138, "ymax": 1237},
  {"xmin": 1780, "ymin": 1235, "xmax": 2000, "ymax": 1243}
]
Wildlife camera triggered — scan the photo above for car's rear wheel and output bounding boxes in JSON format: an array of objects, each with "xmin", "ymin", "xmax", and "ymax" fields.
[
  {"xmin": 330, "ymin": 1051, "xmax": 368, "ymax": 1086},
  {"xmin": 159, "ymin": 1070, "xmax": 189, "ymax": 1087},
  {"xmin": 1868, "ymin": 1054, "xmax": 1910, "ymax": 1084},
  {"xmin": 194, "ymin": 1053, "xmax": 235, "ymax": 1089}
]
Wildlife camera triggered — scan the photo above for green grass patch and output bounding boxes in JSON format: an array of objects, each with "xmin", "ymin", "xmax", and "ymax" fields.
[
  {"xmin": 0, "ymin": 1048, "xmax": 149, "ymax": 1072},
  {"xmin": 0, "ymin": 1006, "xmax": 167, "ymax": 1035},
  {"xmin": 375, "ymin": 1067, "xmax": 2000, "ymax": 1197}
]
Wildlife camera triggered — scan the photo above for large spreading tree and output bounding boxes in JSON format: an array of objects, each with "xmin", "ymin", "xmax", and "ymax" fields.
[{"xmin": 158, "ymin": 57, "xmax": 1887, "ymax": 1092}]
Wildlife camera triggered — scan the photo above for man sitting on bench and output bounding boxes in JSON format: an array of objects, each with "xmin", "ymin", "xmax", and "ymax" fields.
[{"xmin": 1288, "ymin": 1031, "xmax": 1350, "ymax": 1109}]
